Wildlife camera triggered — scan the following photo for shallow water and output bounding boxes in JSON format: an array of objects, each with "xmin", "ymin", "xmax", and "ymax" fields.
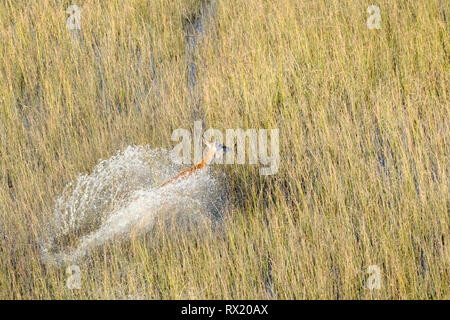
[{"xmin": 40, "ymin": 146, "xmax": 227, "ymax": 265}]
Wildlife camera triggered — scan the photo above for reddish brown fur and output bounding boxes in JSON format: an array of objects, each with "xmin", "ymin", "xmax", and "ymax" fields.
[
  {"xmin": 158, "ymin": 141, "xmax": 220, "ymax": 188},
  {"xmin": 158, "ymin": 159, "xmax": 207, "ymax": 188}
]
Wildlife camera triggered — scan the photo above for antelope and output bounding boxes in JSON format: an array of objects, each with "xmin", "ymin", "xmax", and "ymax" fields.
[
  {"xmin": 133, "ymin": 141, "xmax": 230, "ymax": 232},
  {"xmin": 158, "ymin": 140, "xmax": 230, "ymax": 188}
]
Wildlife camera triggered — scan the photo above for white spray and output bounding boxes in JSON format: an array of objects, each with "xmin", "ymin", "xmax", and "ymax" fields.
[{"xmin": 40, "ymin": 146, "xmax": 226, "ymax": 265}]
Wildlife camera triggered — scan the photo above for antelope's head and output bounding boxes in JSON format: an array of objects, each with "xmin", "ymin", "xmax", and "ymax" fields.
[{"xmin": 204, "ymin": 140, "xmax": 231, "ymax": 164}]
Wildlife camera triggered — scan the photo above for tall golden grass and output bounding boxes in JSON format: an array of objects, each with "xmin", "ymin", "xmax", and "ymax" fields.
[{"xmin": 0, "ymin": 0, "xmax": 448, "ymax": 299}]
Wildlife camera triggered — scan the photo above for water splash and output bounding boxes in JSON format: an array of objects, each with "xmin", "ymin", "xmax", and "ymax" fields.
[{"xmin": 40, "ymin": 146, "xmax": 227, "ymax": 265}]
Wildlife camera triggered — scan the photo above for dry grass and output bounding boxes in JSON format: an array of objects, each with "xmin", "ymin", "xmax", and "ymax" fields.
[{"xmin": 0, "ymin": 0, "xmax": 448, "ymax": 299}]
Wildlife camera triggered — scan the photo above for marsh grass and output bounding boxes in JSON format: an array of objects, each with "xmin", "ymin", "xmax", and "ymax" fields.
[{"xmin": 0, "ymin": 0, "xmax": 448, "ymax": 299}]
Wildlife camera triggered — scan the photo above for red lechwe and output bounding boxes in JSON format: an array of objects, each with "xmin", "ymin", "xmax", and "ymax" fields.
[{"xmin": 158, "ymin": 140, "xmax": 231, "ymax": 188}]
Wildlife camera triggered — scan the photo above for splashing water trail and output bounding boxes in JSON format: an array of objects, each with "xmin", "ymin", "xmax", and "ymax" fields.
[{"xmin": 40, "ymin": 146, "xmax": 227, "ymax": 265}]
